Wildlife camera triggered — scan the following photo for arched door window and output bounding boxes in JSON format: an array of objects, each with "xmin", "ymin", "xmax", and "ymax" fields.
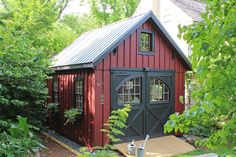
[
  {"xmin": 117, "ymin": 77, "xmax": 141, "ymax": 104},
  {"xmin": 149, "ymin": 78, "xmax": 169, "ymax": 102}
]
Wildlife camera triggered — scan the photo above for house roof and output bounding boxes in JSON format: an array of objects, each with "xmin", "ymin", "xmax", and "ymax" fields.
[
  {"xmin": 170, "ymin": 0, "xmax": 205, "ymax": 20},
  {"xmin": 52, "ymin": 11, "xmax": 191, "ymax": 70}
]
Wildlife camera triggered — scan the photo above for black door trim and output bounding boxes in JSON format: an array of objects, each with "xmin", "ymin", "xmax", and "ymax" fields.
[{"xmin": 110, "ymin": 68, "xmax": 175, "ymax": 141}]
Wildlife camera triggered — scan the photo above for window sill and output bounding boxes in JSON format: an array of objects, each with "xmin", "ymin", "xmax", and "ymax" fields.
[{"xmin": 139, "ymin": 51, "xmax": 155, "ymax": 56}]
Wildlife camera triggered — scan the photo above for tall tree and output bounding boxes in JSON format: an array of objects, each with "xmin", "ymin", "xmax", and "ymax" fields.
[
  {"xmin": 87, "ymin": 0, "xmax": 140, "ymax": 25},
  {"xmin": 165, "ymin": 0, "xmax": 236, "ymax": 150},
  {"xmin": 0, "ymin": 0, "xmax": 76, "ymax": 129}
]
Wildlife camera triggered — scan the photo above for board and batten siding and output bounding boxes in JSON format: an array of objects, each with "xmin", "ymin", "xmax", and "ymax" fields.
[
  {"xmin": 47, "ymin": 69, "xmax": 96, "ymax": 147},
  {"xmin": 94, "ymin": 20, "xmax": 187, "ymax": 146}
]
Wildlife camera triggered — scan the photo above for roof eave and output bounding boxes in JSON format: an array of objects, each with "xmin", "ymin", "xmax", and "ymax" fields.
[{"xmin": 52, "ymin": 63, "xmax": 94, "ymax": 71}]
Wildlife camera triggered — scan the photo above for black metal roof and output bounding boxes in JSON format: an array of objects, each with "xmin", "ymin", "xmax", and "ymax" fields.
[{"xmin": 52, "ymin": 11, "xmax": 191, "ymax": 70}]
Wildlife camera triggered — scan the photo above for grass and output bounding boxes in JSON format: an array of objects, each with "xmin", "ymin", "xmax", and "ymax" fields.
[{"xmin": 173, "ymin": 148, "xmax": 236, "ymax": 157}]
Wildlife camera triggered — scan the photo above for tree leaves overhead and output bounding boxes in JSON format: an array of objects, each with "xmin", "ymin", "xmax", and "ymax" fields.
[
  {"xmin": 165, "ymin": 0, "xmax": 236, "ymax": 150},
  {"xmin": 88, "ymin": 0, "xmax": 140, "ymax": 25},
  {"xmin": 0, "ymin": 0, "xmax": 77, "ymax": 129}
]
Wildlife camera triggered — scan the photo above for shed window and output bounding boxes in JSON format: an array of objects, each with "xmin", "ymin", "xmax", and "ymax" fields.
[
  {"xmin": 149, "ymin": 78, "xmax": 169, "ymax": 102},
  {"xmin": 74, "ymin": 77, "xmax": 83, "ymax": 109},
  {"xmin": 139, "ymin": 31, "xmax": 154, "ymax": 53},
  {"xmin": 117, "ymin": 77, "xmax": 141, "ymax": 104},
  {"xmin": 52, "ymin": 78, "xmax": 59, "ymax": 103}
]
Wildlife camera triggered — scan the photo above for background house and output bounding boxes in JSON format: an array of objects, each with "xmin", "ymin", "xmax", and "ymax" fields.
[{"xmin": 134, "ymin": 0, "xmax": 205, "ymax": 56}]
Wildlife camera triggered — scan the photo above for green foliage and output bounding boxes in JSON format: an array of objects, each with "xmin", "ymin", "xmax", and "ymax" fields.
[
  {"xmin": 64, "ymin": 108, "xmax": 82, "ymax": 125},
  {"xmin": 61, "ymin": 14, "xmax": 100, "ymax": 36},
  {"xmin": 101, "ymin": 104, "xmax": 131, "ymax": 148},
  {"xmin": 0, "ymin": 117, "xmax": 45, "ymax": 157},
  {"xmin": 0, "ymin": 0, "xmax": 77, "ymax": 130},
  {"xmin": 47, "ymin": 103, "xmax": 59, "ymax": 114},
  {"xmin": 88, "ymin": 0, "xmax": 140, "ymax": 25},
  {"xmin": 165, "ymin": 0, "xmax": 236, "ymax": 150},
  {"xmin": 179, "ymin": 95, "xmax": 184, "ymax": 104},
  {"xmin": 77, "ymin": 147, "xmax": 119, "ymax": 157}
]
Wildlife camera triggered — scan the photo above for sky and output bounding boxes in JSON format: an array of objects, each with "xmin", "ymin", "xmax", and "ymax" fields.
[{"xmin": 62, "ymin": 0, "xmax": 90, "ymax": 16}]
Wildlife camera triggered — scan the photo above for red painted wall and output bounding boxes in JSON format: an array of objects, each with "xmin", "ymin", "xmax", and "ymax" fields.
[
  {"xmin": 48, "ymin": 69, "xmax": 95, "ymax": 147},
  {"xmin": 94, "ymin": 19, "xmax": 187, "ymax": 146}
]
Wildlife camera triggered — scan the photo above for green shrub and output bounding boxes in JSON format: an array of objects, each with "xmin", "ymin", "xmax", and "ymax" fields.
[
  {"xmin": 0, "ymin": 117, "xmax": 45, "ymax": 157},
  {"xmin": 47, "ymin": 103, "xmax": 59, "ymax": 114},
  {"xmin": 101, "ymin": 104, "xmax": 131, "ymax": 149},
  {"xmin": 64, "ymin": 108, "xmax": 82, "ymax": 125}
]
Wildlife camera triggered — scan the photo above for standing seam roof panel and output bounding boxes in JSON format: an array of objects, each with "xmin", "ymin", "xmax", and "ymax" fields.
[{"xmin": 52, "ymin": 13, "xmax": 145, "ymax": 67}]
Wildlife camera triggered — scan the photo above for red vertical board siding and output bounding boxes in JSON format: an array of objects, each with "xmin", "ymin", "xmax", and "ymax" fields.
[
  {"xmin": 48, "ymin": 70, "xmax": 96, "ymax": 147},
  {"xmin": 86, "ymin": 71, "xmax": 92, "ymax": 146},
  {"xmin": 103, "ymin": 53, "xmax": 110, "ymax": 70},
  {"xmin": 159, "ymin": 38, "xmax": 165, "ymax": 69},
  {"xmin": 143, "ymin": 55, "xmax": 149, "ymax": 68},
  {"xmin": 83, "ymin": 72, "xmax": 88, "ymax": 144},
  {"xmin": 103, "ymin": 70, "xmax": 110, "ymax": 145},
  {"xmin": 88, "ymin": 72, "xmax": 95, "ymax": 147},
  {"xmin": 136, "ymin": 30, "xmax": 143, "ymax": 68},
  {"xmin": 130, "ymin": 31, "xmax": 137, "ymax": 68},
  {"xmin": 117, "ymin": 44, "xmax": 124, "ymax": 67},
  {"xmin": 155, "ymin": 31, "xmax": 160, "ymax": 69},
  {"xmin": 94, "ymin": 70, "xmax": 103, "ymax": 146},
  {"xmin": 164, "ymin": 43, "xmax": 170, "ymax": 69},
  {"xmin": 110, "ymin": 52, "xmax": 118, "ymax": 67},
  {"xmin": 124, "ymin": 38, "xmax": 130, "ymax": 68}
]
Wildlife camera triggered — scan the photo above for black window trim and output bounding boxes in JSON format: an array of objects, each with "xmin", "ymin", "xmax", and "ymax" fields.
[
  {"xmin": 149, "ymin": 77, "xmax": 170, "ymax": 104},
  {"xmin": 74, "ymin": 77, "xmax": 84, "ymax": 110},
  {"xmin": 115, "ymin": 76, "xmax": 143, "ymax": 106},
  {"xmin": 52, "ymin": 77, "xmax": 59, "ymax": 103},
  {"xmin": 138, "ymin": 29, "xmax": 155, "ymax": 55}
]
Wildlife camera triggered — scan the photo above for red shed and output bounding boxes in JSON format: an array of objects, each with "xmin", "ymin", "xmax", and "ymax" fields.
[{"xmin": 47, "ymin": 11, "xmax": 191, "ymax": 147}]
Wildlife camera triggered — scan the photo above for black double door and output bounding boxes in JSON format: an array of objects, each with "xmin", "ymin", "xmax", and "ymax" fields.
[{"xmin": 111, "ymin": 69, "xmax": 175, "ymax": 141}]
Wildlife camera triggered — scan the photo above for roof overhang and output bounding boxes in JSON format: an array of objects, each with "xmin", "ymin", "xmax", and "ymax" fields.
[{"xmin": 52, "ymin": 63, "xmax": 94, "ymax": 71}]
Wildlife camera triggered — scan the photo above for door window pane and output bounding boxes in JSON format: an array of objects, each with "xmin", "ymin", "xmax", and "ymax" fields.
[
  {"xmin": 149, "ymin": 78, "xmax": 169, "ymax": 102},
  {"xmin": 117, "ymin": 78, "xmax": 141, "ymax": 104}
]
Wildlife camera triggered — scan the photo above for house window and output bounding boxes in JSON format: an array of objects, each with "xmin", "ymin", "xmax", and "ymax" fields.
[
  {"xmin": 74, "ymin": 77, "xmax": 83, "ymax": 109},
  {"xmin": 117, "ymin": 77, "xmax": 141, "ymax": 104},
  {"xmin": 52, "ymin": 78, "xmax": 59, "ymax": 103},
  {"xmin": 149, "ymin": 78, "xmax": 169, "ymax": 102},
  {"xmin": 139, "ymin": 31, "xmax": 154, "ymax": 53}
]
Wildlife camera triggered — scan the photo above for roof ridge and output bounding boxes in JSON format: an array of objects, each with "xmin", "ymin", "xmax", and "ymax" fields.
[{"xmin": 81, "ymin": 11, "xmax": 151, "ymax": 36}]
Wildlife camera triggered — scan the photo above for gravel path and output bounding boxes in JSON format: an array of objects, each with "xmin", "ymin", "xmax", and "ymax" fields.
[
  {"xmin": 39, "ymin": 134, "xmax": 77, "ymax": 157},
  {"xmin": 46, "ymin": 130, "xmax": 81, "ymax": 152}
]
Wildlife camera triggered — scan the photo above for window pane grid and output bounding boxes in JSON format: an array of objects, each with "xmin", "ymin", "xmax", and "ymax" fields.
[
  {"xmin": 53, "ymin": 79, "xmax": 59, "ymax": 103},
  {"xmin": 140, "ymin": 32, "xmax": 152, "ymax": 52},
  {"xmin": 75, "ymin": 79, "xmax": 83, "ymax": 109},
  {"xmin": 150, "ymin": 78, "xmax": 169, "ymax": 102},
  {"xmin": 118, "ymin": 78, "xmax": 141, "ymax": 104}
]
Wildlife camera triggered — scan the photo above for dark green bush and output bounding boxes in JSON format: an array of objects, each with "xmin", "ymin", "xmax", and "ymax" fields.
[{"xmin": 0, "ymin": 117, "xmax": 45, "ymax": 157}]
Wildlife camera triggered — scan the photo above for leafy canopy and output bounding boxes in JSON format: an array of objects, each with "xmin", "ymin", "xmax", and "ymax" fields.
[
  {"xmin": 0, "ymin": 0, "xmax": 77, "ymax": 129},
  {"xmin": 165, "ymin": 0, "xmax": 236, "ymax": 150},
  {"xmin": 89, "ymin": 0, "xmax": 139, "ymax": 25}
]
